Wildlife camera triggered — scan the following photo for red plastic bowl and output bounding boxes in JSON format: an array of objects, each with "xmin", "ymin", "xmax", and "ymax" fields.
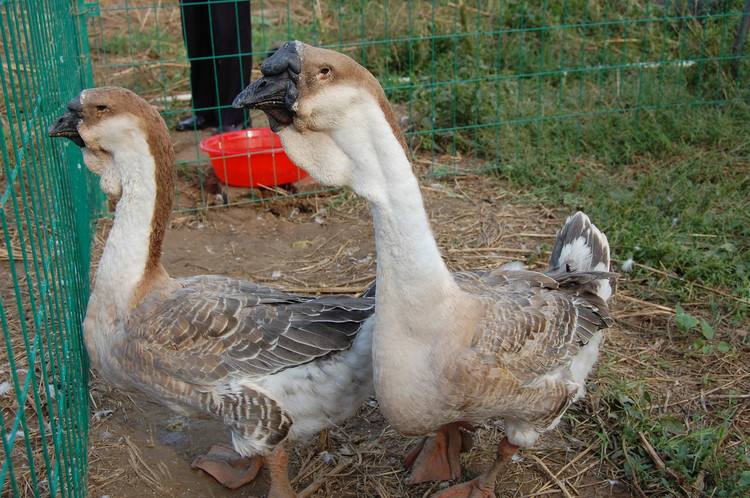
[{"xmin": 199, "ymin": 128, "xmax": 307, "ymax": 188}]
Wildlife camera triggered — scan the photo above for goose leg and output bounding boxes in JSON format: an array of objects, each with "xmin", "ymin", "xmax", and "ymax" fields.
[
  {"xmin": 431, "ymin": 438, "xmax": 518, "ymax": 498},
  {"xmin": 406, "ymin": 422, "xmax": 474, "ymax": 484},
  {"xmin": 191, "ymin": 444, "xmax": 263, "ymax": 489},
  {"xmin": 265, "ymin": 444, "xmax": 296, "ymax": 498}
]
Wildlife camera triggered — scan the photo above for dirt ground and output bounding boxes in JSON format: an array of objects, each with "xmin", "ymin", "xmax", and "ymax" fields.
[{"xmin": 81, "ymin": 171, "xmax": 643, "ymax": 498}]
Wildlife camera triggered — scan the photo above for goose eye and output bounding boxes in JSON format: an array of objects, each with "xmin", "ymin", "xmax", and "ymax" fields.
[
  {"xmin": 319, "ymin": 67, "xmax": 331, "ymax": 75},
  {"xmin": 96, "ymin": 105, "xmax": 108, "ymax": 111}
]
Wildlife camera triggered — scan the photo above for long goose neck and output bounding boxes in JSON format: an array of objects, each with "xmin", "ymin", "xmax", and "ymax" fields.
[
  {"xmin": 335, "ymin": 103, "xmax": 458, "ymax": 318},
  {"xmin": 369, "ymin": 178, "xmax": 458, "ymax": 313},
  {"xmin": 93, "ymin": 127, "xmax": 174, "ymax": 317}
]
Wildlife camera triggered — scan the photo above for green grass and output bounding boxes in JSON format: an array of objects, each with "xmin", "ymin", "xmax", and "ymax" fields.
[
  {"xmin": 590, "ymin": 371, "xmax": 750, "ymax": 496},
  {"xmin": 570, "ymin": 297, "xmax": 750, "ymax": 496},
  {"xmin": 495, "ymin": 103, "xmax": 750, "ymax": 318},
  {"xmin": 98, "ymin": 31, "xmax": 152, "ymax": 56}
]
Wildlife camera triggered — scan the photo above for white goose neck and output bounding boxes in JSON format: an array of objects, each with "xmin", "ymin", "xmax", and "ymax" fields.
[
  {"xmin": 331, "ymin": 102, "xmax": 458, "ymax": 317},
  {"xmin": 92, "ymin": 131, "xmax": 158, "ymax": 317}
]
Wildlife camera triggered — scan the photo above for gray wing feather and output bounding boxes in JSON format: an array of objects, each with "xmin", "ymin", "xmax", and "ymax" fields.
[
  {"xmin": 459, "ymin": 267, "xmax": 613, "ymax": 382},
  {"xmin": 128, "ymin": 275, "xmax": 374, "ymax": 384}
]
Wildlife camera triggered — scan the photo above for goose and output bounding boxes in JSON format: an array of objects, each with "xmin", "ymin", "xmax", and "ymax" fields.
[
  {"xmin": 48, "ymin": 86, "xmax": 376, "ymax": 498},
  {"xmin": 234, "ymin": 42, "xmax": 616, "ymax": 497}
]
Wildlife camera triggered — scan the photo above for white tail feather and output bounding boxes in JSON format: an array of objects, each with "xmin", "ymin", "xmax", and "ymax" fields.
[{"xmin": 549, "ymin": 212, "xmax": 612, "ymax": 302}]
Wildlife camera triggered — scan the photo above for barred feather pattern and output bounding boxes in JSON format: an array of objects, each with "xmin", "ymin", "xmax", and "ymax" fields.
[
  {"xmin": 446, "ymin": 267, "xmax": 614, "ymax": 433},
  {"xmin": 107, "ymin": 274, "xmax": 374, "ymax": 456},
  {"xmin": 430, "ymin": 213, "xmax": 616, "ymax": 443}
]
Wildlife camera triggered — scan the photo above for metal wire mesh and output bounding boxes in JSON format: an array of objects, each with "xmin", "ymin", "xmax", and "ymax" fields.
[
  {"xmin": 1, "ymin": 1, "xmax": 100, "ymax": 496},
  {"xmin": 88, "ymin": 0, "xmax": 749, "ymax": 207}
]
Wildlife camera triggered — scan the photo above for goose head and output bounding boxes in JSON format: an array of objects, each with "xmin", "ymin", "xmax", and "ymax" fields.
[
  {"xmin": 49, "ymin": 86, "xmax": 174, "ymax": 201},
  {"xmin": 234, "ymin": 41, "xmax": 408, "ymax": 197}
]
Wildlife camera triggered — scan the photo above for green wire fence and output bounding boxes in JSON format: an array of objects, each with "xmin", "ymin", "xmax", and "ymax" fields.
[
  {"xmin": 1, "ymin": 1, "xmax": 100, "ymax": 497},
  {"xmin": 89, "ymin": 0, "xmax": 750, "ymax": 208},
  {"xmin": 1, "ymin": 0, "xmax": 749, "ymax": 496}
]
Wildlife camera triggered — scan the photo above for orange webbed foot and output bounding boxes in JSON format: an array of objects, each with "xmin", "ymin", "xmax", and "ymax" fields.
[
  {"xmin": 432, "ymin": 477, "xmax": 496, "ymax": 498},
  {"xmin": 406, "ymin": 423, "xmax": 473, "ymax": 484},
  {"xmin": 191, "ymin": 444, "xmax": 263, "ymax": 489},
  {"xmin": 431, "ymin": 437, "xmax": 519, "ymax": 498}
]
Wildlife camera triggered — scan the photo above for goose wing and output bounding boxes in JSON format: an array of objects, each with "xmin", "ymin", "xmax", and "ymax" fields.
[
  {"xmin": 127, "ymin": 275, "xmax": 374, "ymax": 384},
  {"xmin": 456, "ymin": 269, "xmax": 613, "ymax": 383}
]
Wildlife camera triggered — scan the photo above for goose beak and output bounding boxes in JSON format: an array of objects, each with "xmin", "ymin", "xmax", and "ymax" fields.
[
  {"xmin": 49, "ymin": 96, "xmax": 85, "ymax": 147},
  {"xmin": 233, "ymin": 41, "xmax": 301, "ymax": 131}
]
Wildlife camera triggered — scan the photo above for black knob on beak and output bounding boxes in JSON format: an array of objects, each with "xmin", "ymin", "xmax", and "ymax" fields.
[
  {"xmin": 49, "ymin": 96, "xmax": 85, "ymax": 147},
  {"xmin": 233, "ymin": 41, "xmax": 302, "ymax": 131}
]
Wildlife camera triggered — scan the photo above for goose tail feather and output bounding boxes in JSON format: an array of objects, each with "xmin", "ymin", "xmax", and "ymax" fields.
[{"xmin": 549, "ymin": 211, "xmax": 614, "ymax": 303}]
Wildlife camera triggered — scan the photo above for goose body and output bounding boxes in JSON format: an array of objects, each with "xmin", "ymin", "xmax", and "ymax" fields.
[
  {"xmin": 90, "ymin": 274, "xmax": 374, "ymax": 455},
  {"xmin": 373, "ymin": 247, "xmax": 612, "ymax": 444},
  {"xmin": 235, "ymin": 42, "xmax": 616, "ymax": 495},
  {"xmin": 50, "ymin": 87, "xmax": 374, "ymax": 495}
]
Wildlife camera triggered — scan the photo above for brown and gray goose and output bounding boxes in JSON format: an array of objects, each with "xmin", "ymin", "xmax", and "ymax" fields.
[
  {"xmin": 235, "ymin": 42, "xmax": 616, "ymax": 498},
  {"xmin": 49, "ymin": 86, "xmax": 375, "ymax": 498}
]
